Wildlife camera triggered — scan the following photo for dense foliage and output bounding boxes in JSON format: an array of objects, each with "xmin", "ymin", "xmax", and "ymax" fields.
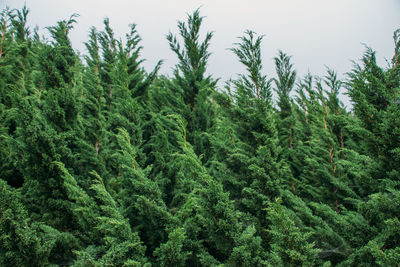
[{"xmin": 1, "ymin": 7, "xmax": 399, "ymax": 266}]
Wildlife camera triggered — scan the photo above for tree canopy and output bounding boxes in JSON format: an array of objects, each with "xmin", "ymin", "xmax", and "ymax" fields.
[{"xmin": 0, "ymin": 6, "xmax": 399, "ymax": 266}]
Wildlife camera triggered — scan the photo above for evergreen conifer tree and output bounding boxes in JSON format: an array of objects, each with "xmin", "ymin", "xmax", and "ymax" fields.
[
  {"xmin": 1, "ymin": 5, "xmax": 400, "ymax": 266},
  {"xmin": 229, "ymin": 30, "xmax": 283, "ymax": 242},
  {"xmin": 166, "ymin": 8, "xmax": 217, "ymax": 156},
  {"xmin": 273, "ymin": 51, "xmax": 297, "ymax": 157}
]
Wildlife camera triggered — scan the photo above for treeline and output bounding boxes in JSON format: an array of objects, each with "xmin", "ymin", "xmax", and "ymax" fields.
[{"xmin": 1, "ymin": 6, "xmax": 399, "ymax": 266}]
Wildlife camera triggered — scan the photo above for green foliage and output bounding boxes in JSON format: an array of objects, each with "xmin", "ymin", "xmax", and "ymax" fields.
[
  {"xmin": 0, "ymin": 179, "xmax": 78, "ymax": 266},
  {"xmin": 1, "ymin": 6, "xmax": 399, "ymax": 266},
  {"xmin": 273, "ymin": 51, "xmax": 297, "ymax": 152},
  {"xmin": 267, "ymin": 198, "xmax": 320, "ymax": 266},
  {"xmin": 166, "ymin": 8, "xmax": 214, "ymax": 109},
  {"xmin": 166, "ymin": 8, "xmax": 217, "ymax": 157},
  {"xmin": 154, "ymin": 228, "xmax": 191, "ymax": 267},
  {"xmin": 231, "ymin": 30, "xmax": 271, "ymax": 102},
  {"xmin": 229, "ymin": 225, "xmax": 267, "ymax": 266}
]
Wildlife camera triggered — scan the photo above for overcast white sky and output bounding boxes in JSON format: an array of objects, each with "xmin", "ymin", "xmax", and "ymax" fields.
[{"xmin": 1, "ymin": 0, "xmax": 400, "ymax": 106}]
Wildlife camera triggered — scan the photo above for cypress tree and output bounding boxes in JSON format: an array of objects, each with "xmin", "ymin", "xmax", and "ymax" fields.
[
  {"xmin": 229, "ymin": 30, "xmax": 282, "ymax": 239},
  {"xmin": 273, "ymin": 51, "xmax": 297, "ymax": 157},
  {"xmin": 166, "ymin": 8, "xmax": 217, "ymax": 156},
  {"xmin": 56, "ymin": 163, "xmax": 148, "ymax": 266},
  {"xmin": 0, "ymin": 179, "xmax": 78, "ymax": 266},
  {"xmin": 1, "ymin": 5, "xmax": 400, "ymax": 266}
]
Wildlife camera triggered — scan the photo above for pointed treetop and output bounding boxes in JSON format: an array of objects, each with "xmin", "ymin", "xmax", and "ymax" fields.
[
  {"xmin": 167, "ymin": 8, "xmax": 213, "ymax": 79},
  {"xmin": 231, "ymin": 30, "xmax": 271, "ymax": 102}
]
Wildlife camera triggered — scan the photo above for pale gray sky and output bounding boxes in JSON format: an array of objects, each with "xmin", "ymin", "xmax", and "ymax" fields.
[{"xmin": 1, "ymin": 0, "xmax": 400, "ymax": 107}]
